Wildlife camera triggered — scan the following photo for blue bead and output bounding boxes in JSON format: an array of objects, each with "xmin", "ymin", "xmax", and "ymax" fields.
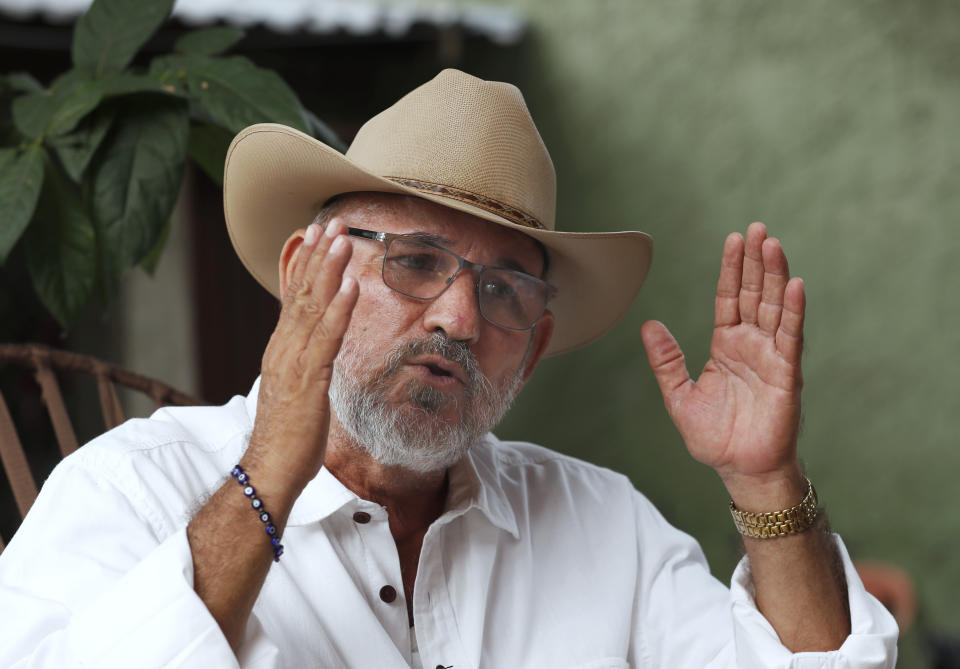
[
  {"xmin": 243, "ymin": 485, "xmax": 255, "ymax": 497},
  {"xmin": 237, "ymin": 473, "xmax": 248, "ymax": 484},
  {"xmin": 251, "ymin": 498, "xmax": 263, "ymax": 510},
  {"xmin": 231, "ymin": 465, "xmax": 243, "ymax": 478},
  {"xmin": 266, "ymin": 524, "xmax": 277, "ymax": 536},
  {"xmin": 260, "ymin": 511, "xmax": 271, "ymax": 523},
  {"xmin": 270, "ymin": 536, "xmax": 279, "ymax": 547}
]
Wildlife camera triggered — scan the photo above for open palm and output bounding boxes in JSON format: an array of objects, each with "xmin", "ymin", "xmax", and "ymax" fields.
[{"xmin": 641, "ymin": 223, "xmax": 805, "ymax": 484}]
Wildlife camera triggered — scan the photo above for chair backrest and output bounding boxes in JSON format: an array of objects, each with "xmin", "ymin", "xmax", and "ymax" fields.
[{"xmin": 0, "ymin": 343, "xmax": 205, "ymax": 553}]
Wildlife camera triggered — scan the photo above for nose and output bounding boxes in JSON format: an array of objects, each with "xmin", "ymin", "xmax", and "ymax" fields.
[{"xmin": 421, "ymin": 269, "xmax": 482, "ymax": 344}]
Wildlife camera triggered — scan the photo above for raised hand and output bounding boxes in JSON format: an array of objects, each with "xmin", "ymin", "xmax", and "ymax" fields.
[
  {"xmin": 641, "ymin": 226, "xmax": 856, "ymax": 649},
  {"xmin": 641, "ymin": 222, "xmax": 806, "ymax": 502},
  {"xmin": 243, "ymin": 219, "xmax": 360, "ymax": 499},
  {"xmin": 187, "ymin": 220, "xmax": 359, "ymax": 649}
]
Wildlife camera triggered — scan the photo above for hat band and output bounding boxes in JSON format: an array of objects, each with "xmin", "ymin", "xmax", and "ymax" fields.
[{"xmin": 385, "ymin": 177, "xmax": 546, "ymax": 231}]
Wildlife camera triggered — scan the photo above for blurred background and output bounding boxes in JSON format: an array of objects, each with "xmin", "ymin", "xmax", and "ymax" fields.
[{"xmin": 1, "ymin": 0, "xmax": 957, "ymax": 665}]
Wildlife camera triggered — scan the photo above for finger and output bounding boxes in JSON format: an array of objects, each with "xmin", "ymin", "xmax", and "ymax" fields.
[
  {"xmin": 309, "ymin": 275, "xmax": 360, "ymax": 360},
  {"xmin": 757, "ymin": 237, "xmax": 790, "ymax": 335},
  {"xmin": 641, "ymin": 320, "xmax": 693, "ymax": 409},
  {"xmin": 310, "ymin": 233, "xmax": 354, "ymax": 314},
  {"xmin": 714, "ymin": 233, "xmax": 744, "ymax": 328},
  {"xmin": 290, "ymin": 219, "xmax": 345, "ymax": 305},
  {"xmin": 738, "ymin": 222, "xmax": 766, "ymax": 324},
  {"xmin": 288, "ymin": 223, "xmax": 321, "ymax": 293},
  {"xmin": 271, "ymin": 224, "xmax": 322, "ymax": 351},
  {"xmin": 277, "ymin": 220, "xmax": 348, "ymax": 352},
  {"xmin": 775, "ymin": 277, "xmax": 805, "ymax": 364}
]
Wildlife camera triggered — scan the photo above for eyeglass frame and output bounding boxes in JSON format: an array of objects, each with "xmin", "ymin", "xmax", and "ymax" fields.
[{"xmin": 346, "ymin": 227, "xmax": 556, "ymax": 331}]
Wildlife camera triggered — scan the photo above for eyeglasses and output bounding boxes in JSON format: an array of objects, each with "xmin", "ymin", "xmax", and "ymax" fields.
[{"xmin": 347, "ymin": 227, "xmax": 554, "ymax": 331}]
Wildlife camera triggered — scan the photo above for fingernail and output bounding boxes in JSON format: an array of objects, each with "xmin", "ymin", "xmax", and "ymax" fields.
[
  {"xmin": 331, "ymin": 236, "xmax": 346, "ymax": 253},
  {"xmin": 304, "ymin": 224, "xmax": 318, "ymax": 245},
  {"xmin": 325, "ymin": 220, "xmax": 341, "ymax": 237},
  {"xmin": 339, "ymin": 276, "xmax": 356, "ymax": 293}
]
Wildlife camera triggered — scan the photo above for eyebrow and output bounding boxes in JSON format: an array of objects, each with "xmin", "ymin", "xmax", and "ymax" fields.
[
  {"xmin": 404, "ymin": 231, "xmax": 453, "ymax": 246},
  {"xmin": 492, "ymin": 256, "xmax": 530, "ymax": 274},
  {"xmin": 401, "ymin": 231, "xmax": 541, "ymax": 277}
]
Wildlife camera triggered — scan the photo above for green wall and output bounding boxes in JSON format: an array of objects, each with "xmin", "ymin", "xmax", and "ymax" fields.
[{"xmin": 453, "ymin": 1, "xmax": 959, "ymax": 664}]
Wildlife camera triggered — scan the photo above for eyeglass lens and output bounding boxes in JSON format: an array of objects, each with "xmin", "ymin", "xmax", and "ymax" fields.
[{"xmin": 382, "ymin": 237, "xmax": 547, "ymax": 331}]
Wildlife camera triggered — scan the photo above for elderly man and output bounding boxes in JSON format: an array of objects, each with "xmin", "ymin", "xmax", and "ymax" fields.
[{"xmin": 0, "ymin": 70, "xmax": 895, "ymax": 667}]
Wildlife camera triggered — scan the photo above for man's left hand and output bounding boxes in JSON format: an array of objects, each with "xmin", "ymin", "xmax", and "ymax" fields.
[{"xmin": 641, "ymin": 222, "xmax": 806, "ymax": 504}]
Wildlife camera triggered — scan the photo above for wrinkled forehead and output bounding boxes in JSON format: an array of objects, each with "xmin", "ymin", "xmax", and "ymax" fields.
[{"xmin": 326, "ymin": 192, "xmax": 548, "ymax": 275}]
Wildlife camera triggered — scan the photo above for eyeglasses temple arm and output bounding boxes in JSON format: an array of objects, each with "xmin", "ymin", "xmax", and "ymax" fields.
[{"xmin": 346, "ymin": 228, "xmax": 384, "ymax": 242}]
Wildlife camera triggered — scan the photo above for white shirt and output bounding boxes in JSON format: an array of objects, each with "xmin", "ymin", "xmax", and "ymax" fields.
[{"xmin": 0, "ymin": 379, "xmax": 897, "ymax": 668}]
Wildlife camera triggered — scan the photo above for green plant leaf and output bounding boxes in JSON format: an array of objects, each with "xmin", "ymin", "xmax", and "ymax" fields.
[
  {"xmin": 150, "ymin": 54, "xmax": 308, "ymax": 133},
  {"xmin": 11, "ymin": 73, "xmax": 173, "ymax": 140},
  {"xmin": 90, "ymin": 96, "xmax": 189, "ymax": 295},
  {"xmin": 49, "ymin": 69, "xmax": 85, "ymax": 94},
  {"xmin": 1, "ymin": 72, "xmax": 43, "ymax": 95},
  {"xmin": 48, "ymin": 106, "xmax": 116, "ymax": 182},
  {"xmin": 187, "ymin": 122, "xmax": 233, "ymax": 186},
  {"xmin": 174, "ymin": 27, "xmax": 245, "ymax": 56},
  {"xmin": 12, "ymin": 92, "xmax": 55, "ymax": 139},
  {"xmin": 43, "ymin": 78, "xmax": 106, "ymax": 137},
  {"xmin": 72, "ymin": 0, "xmax": 175, "ymax": 77},
  {"xmin": 0, "ymin": 145, "xmax": 46, "ymax": 264},
  {"xmin": 49, "ymin": 74, "xmax": 173, "ymax": 137},
  {"xmin": 138, "ymin": 216, "xmax": 171, "ymax": 275},
  {"xmin": 24, "ymin": 156, "xmax": 97, "ymax": 327},
  {"xmin": 148, "ymin": 54, "xmax": 185, "ymax": 86}
]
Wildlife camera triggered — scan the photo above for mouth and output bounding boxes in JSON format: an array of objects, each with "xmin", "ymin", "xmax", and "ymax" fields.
[{"xmin": 407, "ymin": 355, "xmax": 466, "ymax": 387}]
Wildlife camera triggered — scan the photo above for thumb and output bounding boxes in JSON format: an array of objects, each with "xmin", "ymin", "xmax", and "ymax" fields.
[{"xmin": 640, "ymin": 320, "xmax": 692, "ymax": 406}]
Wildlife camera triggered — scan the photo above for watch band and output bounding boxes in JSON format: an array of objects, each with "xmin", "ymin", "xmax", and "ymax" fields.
[{"xmin": 729, "ymin": 476, "xmax": 819, "ymax": 539}]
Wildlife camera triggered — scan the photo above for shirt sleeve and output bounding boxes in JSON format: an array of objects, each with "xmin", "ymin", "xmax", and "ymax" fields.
[
  {"xmin": 729, "ymin": 534, "xmax": 899, "ymax": 669},
  {"xmin": 0, "ymin": 457, "xmax": 279, "ymax": 669},
  {"xmin": 630, "ymin": 491, "xmax": 898, "ymax": 669}
]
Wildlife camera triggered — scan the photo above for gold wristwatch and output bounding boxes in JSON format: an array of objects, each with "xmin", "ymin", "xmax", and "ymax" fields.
[{"xmin": 729, "ymin": 477, "xmax": 819, "ymax": 539}]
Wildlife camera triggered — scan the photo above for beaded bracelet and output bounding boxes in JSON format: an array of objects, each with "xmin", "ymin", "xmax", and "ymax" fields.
[{"xmin": 230, "ymin": 465, "xmax": 284, "ymax": 562}]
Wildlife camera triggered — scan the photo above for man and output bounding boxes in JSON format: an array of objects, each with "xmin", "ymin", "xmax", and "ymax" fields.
[{"xmin": 0, "ymin": 70, "xmax": 896, "ymax": 667}]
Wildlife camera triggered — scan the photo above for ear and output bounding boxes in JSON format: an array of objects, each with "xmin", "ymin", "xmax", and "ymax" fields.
[
  {"xmin": 278, "ymin": 228, "xmax": 308, "ymax": 300},
  {"xmin": 519, "ymin": 309, "xmax": 555, "ymax": 387}
]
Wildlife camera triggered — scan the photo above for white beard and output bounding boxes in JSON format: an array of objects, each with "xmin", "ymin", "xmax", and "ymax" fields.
[{"xmin": 328, "ymin": 332, "xmax": 523, "ymax": 473}]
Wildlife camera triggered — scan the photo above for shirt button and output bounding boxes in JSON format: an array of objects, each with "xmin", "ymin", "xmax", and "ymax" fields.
[
  {"xmin": 379, "ymin": 585, "xmax": 397, "ymax": 603},
  {"xmin": 352, "ymin": 511, "xmax": 371, "ymax": 524}
]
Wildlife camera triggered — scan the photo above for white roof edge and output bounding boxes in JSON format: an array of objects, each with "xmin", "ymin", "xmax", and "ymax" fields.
[{"xmin": 0, "ymin": 0, "xmax": 527, "ymax": 44}]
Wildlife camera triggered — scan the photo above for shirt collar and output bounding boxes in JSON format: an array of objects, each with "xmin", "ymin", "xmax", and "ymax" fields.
[
  {"xmin": 243, "ymin": 377, "xmax": 519, "ymax": 537},
  {"xmin": 446, "ymin": 436, "xmax": 519, "ymax": 538},
  {"xmin": 244, "ymin": 376, "xmax": 262, "ymax": 425}
]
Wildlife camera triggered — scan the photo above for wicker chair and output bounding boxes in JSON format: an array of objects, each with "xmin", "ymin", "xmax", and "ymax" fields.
[{"xmin": 0, "ymin": 343, "xmax": 204, "ymax": 553}]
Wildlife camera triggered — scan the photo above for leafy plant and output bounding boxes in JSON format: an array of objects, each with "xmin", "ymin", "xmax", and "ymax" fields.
[{"xmin": 0, "ymin": 0, "xmax": 344, "ymax": 327}]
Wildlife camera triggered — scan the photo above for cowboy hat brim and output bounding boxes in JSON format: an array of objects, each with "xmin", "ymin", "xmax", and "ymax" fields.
[{"xmin": 224, "ymin": 123, "xmax": 652, "ymax": 357}]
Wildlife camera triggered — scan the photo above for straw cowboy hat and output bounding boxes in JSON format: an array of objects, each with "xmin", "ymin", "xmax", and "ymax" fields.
[{"xmin": 223, "ymin": 69, "xmax": 652, "ymax": 356}]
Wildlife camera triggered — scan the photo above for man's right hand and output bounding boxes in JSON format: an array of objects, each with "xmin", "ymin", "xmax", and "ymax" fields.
[
  {"xmin": 242, "ymin": 219, "xmax": 359, "ymax": 502},
  {"xmin": 187, "ymin": 219, "xmax": 358, "ymax": 651}
]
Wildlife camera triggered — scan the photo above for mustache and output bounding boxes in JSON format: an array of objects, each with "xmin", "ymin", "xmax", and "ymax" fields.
[{"xmin": 379, "ymin": 332, "xmax": 487, "ymax": 396}]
